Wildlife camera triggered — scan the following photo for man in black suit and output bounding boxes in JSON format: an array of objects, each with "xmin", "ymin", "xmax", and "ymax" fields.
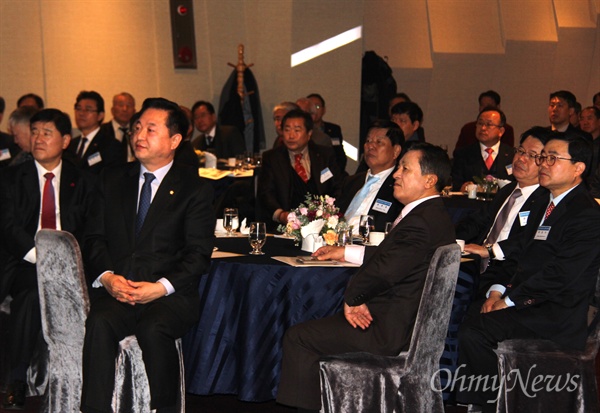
[
  {"xmin": 337, "ymin": 120, "xmax": 403, "ymax": 232},
  {"xmin": 0, "ymin": 109, "xmax": 98, "ymax": 409},
  {"xmin": 307, "ymin": 93, "xmax": 347, "ymax": 172},
  {"xmin": 80, "ymin": 98, "xmax": 214, "ymax": 413},
  {"xmin": 190, "ymin": 100, "xmax": 246, "ymax": 159},
  {"xmin": 99, "ymin": 92, "xmax": 137, "ymax": 162},
  {"xmin": 456, "ymin": 132, "xmax": 600, "ymax": 412},
  {"xmin": 452, "ymin": 107, "xmax": 514, "ymax": 191},
  {"xmin": 390, "ymin": 100, "xmax": 425, "ymax": 147},
  {"xmin": 66, "ymin": 90, "xmax": 123, "ymax": 174},
  {"xmin": 257, "ymin": 109, "xmax": 343, "ymax": 230},
  {"xmin": 457, "ymin": 127, "xmax": 553, "ymax": 273},
  {"xmin": 277, "ymin": 143, "xmax": 456, "ymax": 411}
]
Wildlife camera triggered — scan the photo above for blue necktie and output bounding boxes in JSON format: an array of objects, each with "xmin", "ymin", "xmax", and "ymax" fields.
[
  {"xmin": 136, "ymin": 172, "xmax": 155, "ymax": 238},
  {"xmin": 345, "ymin": 174, "xmax": 380, "ymax": 219}
]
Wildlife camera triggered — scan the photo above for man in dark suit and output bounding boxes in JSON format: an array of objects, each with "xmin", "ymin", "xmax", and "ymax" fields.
[
  {"xmin": 0, "ymin": 109, "xmax": 98, "ymax": 409},
  {"xmin": 337, "ymin": 120, "xmax": 403, "ymax": 232},
  {"xmin": 257, "ymin": 109, "xmax": 343, "ymax": 230},
  {"xmin": 307, "ymin": 93, "xmax": 347, "ymax": 172},
  {"xmin": 99, "ymin": 92, "xmax": 137, "ymax": 162},
  {"xmin": 454, "ymin": 90, "xmax": 515, "ymax": 154},
  {"xmin": 277, "ymin": 143, "xmax": 456, "ymax": 411},
  {"xmin": 80, "ymin": 98, "xmax": 214, "ymax": 413},
  {"xmin": 390, "ymin": 100, "xmax": 426, "ymax": 148},
  {"xmin": 190, "ymin": 100, "xmax": 246, "ymax": 159},
  {"xmin": 456, "ymin": 132, "xmax": 600, "ymax": 412},
  {"xmin": 66, "ymin": 90, "xmax": 123, "ymax": 174},
  {"xmin": 457, "ymin": 127, "xmax": 553, "ymax": 273},
  {"xmin": 452, "ymin": 107, "xmax": 514, "ymax": 191}
]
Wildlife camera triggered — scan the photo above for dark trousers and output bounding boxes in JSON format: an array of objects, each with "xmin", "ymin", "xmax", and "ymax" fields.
[
  {"xmin": 80, "ymin": 293, "xmax": 197, "ymax": 412},
  {"xmin": 277, "ymin": 312, "xmax": 398, "ymax": 411},
  {"xmin": 456, "ymin": 301, "xmax": 539, "ymax": 412}
]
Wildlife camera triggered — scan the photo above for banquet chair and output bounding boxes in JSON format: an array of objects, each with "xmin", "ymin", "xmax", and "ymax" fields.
[
  {"xmin": 319, "ymin": 243, "xmax": 462, "ymax": 413},
  {"xmin": 35, "ymin": 229, "xmax": 89, "ymax": 412},
  {"xmin": 493, "ymin": 271, "xmax": 600, "ymax": 413}
]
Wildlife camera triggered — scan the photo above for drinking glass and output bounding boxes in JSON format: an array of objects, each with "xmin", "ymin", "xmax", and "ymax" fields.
[
  {"xmin": 223, "ymin": 208, "xmax": 239, "ymax": 236},
  {"xmin": 248, "ymin": 222, "xmax": 267, "ymax": 255},
  {"xmin": 359, "ymin": 215, "xmax": 374, "ymax": 244},
  {"xmin": 384, "ymin": 222, "xmax": 393, "ymax": 236}
]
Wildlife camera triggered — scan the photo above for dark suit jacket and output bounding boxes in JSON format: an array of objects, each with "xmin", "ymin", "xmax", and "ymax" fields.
[
  {"xmin": 84, "ymin": 162, "xmax": 214, "ymax": 301},
  {"xmin": 451, "ymin": 141, "xmax": 515, "ymax": 190},
  {"xmin": 454, "ymin": 121, "xmax": 515, "ymax": 155},
  {"xmin": 0, "ymin": 159, "xmax": 99, "ymax": 302},
  {"xmin": 483, "ymin": 184, "xmax": 600, "ymax": 349},
  {"xmin": 0, "ymin": 131, "xmax": 20, "ymax": 169},
  {"xmin": 66, "ymin": 127, "xmax": 124, "ymax": 174},
  {"xmin": 337, "ymin": 169, "xmax": 402, "ymax": 232},
  {"xmin": 257, "ymin": 141, "xmax": 343, "ymax": 223},
  {"xmin": 344, "ymin": 197, "xmax": 456, "ymax": 353},
  {"xmin": 100, "ymin": 121, "xmax": 131, "ymax": 162},
  {"xmin": 456, "ymin": 182, "xmax": 549, "ymax": 257},
  {"xmin": 323, "ymin": 121, "xmax": 347, "ymax": 173},
  {"xmin": 192, "ymin": 125, "xmax": 246, "ymax": 159}
]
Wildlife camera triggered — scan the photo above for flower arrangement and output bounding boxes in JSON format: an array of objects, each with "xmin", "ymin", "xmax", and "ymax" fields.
[
  {"xmin": 278, "ymin": 194, "xmax": 343, "ymax": 246},
  {"xmin": 472, "ymin": 174, "xmax": 498, "ymax": 200}
]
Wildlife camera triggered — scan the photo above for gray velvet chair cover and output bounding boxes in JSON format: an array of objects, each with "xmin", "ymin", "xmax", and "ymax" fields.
[
  {"xmin": 35, "ymin": 229, "xmax": 89, "ymax": 412},
  {"xmin": 494, "ymin": 272, "xmax": 600, "ymax": 413},
  {"xmin": 319, "ymin": 243, "xmax": 462, "ymax": 413},
  {"xmin": 112, "ymin": 336, "xmax": 185, "ymax": 413}
]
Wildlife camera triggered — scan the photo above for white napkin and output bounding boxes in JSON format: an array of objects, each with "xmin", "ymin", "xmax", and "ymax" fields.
[
  {"xmin": 497, "ymin": 179, "xmax": 511, "ymax": 189},
  {"xmin": 204, "ymin": 152, "xmax": 217, "ymax": 169},
  {"xmin": 300, "ymin": 219, "xmax": 325, "ymax": 238},
  {"xmin": 239, "ymin": 218, "xmax": 249, "ymax": 234}
]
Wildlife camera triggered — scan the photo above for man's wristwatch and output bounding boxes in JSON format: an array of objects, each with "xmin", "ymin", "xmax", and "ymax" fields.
[{"xmin": 484, "ymin": 243, "xmax": 496, "ymax": 260}]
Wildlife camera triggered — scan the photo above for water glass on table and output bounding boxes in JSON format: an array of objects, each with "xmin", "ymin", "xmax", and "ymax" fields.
[
  {"xmin": 248, "ymin": 222, "xmax": 266, "ymax": 255},
  {"xmin": 223, "ymin": 208, "xmax": 239, "ymax": 236},
  {"xmin": 359, "ymin": 215, "xmax": 374, "ymax": 244}
]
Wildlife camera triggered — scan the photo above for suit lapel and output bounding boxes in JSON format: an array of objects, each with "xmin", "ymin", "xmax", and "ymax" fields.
[
  {"xmin": 123, "ymin": 164, "xmax": 140, "ymax": 245},
  {"xmin": 136, "ymin": 164, "xmax": 180, "ymax": 242},
  {"xmin": 22, "ymin": 162, "xmax": 41, "ymax": 234},
  {"xmin": 58, "ymin": 162, "xmax": 77, "ymax": 229}
]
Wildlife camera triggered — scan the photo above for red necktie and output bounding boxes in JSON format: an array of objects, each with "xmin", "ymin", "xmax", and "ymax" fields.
[
  {"xmin": 484, "ymin": 147, "xmax": 494, "ymax": 170},
  {"xmin": 294, "ymin": 153, "xmax": 308, "ymax": 183},
  {"xmin": 41, "ymin": 172, "xmax": 56, "ymax": 229},
  {"xmin": 544, "ymin": 202, "xmax": 555, "ymax": 221}
]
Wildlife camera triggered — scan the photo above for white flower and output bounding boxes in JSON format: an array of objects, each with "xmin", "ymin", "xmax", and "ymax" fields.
[{"xmin": 327, "ymin": 215, "xmax": 339, "ymax": 229}]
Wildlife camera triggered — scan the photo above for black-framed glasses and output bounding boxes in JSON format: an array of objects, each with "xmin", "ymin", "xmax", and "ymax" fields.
[
  {"xmin": 74, "ymin": 105, "xmax": 99, "ymax": 113},
  {"xmin": 534, "ymin": 154, "xmax": 574, "ymax": 166},
  {"xmin": 513, "ymin": 147, "xmax": 539, "ymax": 161}
]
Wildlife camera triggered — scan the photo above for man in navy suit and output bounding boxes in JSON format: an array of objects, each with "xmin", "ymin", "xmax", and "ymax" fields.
[
  {"xmin": 452, "ymin": 107, "xmax": 514, "ymax": 191},
  {"xmin": 277, "ymin": 143, "xmax": 456, "ymax": 411},
  {"xmin": 80, "ymin": 98, "xmax": 214, "ymax": 413},
  {"xmin": 456, "ymin": 132, "xmax": 600, "ymax": 412},
  {"xmin": 67, "ymin": 90, "xmax": 123, "ymax": 174},
  {"xmin": 337, "ymin": 120, "xmax": 404, "ymax": 233},
  {"xmin": 457, "ymin": 127, "xmax": 554, "ymax": 274},
  {"xmin": 0, "ymin": 109, "xmax": 98, "ymax": 409}
]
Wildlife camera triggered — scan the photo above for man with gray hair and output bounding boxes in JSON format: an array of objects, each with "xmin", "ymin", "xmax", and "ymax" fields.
[
  {"xmin": 100, "ymin": 92, "xmax": 137, "ymax": 162},
  {"xmin": 7, "ymin": 106, "xmax": 39, "ymax": 166}
]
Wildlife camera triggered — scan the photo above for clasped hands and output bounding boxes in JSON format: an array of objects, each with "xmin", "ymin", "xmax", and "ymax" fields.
[
  {"xmin": 480, "ymin": 291, "xmax": 508, "ymax": 313},
  {"xmin": 101, "ymin": 273, "xmax": 167, "ymax": 305}
]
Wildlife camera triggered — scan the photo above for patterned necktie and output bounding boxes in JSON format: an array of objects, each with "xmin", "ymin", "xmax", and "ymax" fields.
[
  {"xmin": 294, "ymin": 153, "xmax": 309, "ymax": 183},
  {"xmin": 41, "ymin": 172, "xmax": 56, "ymax": 229},
  {"xmin": 485, "ymin": 188, "xmax": 522, "ymax": 245},
  {"xmin": 345, "ymin": 174, "xmax": 380, "ymax": 219},
  {"xmin": 136, "ymin": 173, "xmax": 155, "ymax": 238},
  {"xmin": 119, "ymin": 127, "xmax": 130, "ymax": 159},
  {"xmin": 544, "ymin": 202, "xmax": 555, "ymax": 221},
  {"xmin": 484, "ymin": 147, "xmax": 494, "ymax": 170},
  {"xmin": 76, "ymin": 137, "xmax": 88, "ymax": 159},
  {"xmin": 392, "ymin": 210, "xmax": 404, "ymax": 229}
]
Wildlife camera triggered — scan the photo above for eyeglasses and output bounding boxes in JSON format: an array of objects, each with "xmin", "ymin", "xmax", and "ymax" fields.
[
  {"xmin": 476, "ymin": 120, "xmax": 502, "ymax": 129},
  {"xmin": 513, "ymin": 147, "xmax": 539, "ymax": 161},
  {"xmin": 74, "ymin": 105, "xmax": 99, "ymax": 114},
  {"xmin": 534, "ymin": 154, "xmax": 575, "ymax": 166}
]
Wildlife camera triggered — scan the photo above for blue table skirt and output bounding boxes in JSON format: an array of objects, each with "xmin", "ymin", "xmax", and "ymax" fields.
[{"xmin": 182, "ymin": 260, "xmax": 356, "ymax": 401}]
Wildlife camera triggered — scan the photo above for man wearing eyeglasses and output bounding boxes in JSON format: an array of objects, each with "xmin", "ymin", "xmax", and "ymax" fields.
[
  {"xmin": 457, "ymin": 131, "xmax": 600, "ymax": 412},
  {"xmin": 66, "ymin": 90, "xmax": 123, "ymax": 174},
  {"xmin": 457, "ymin": 127, "xmax": 553, "ymax": 273},
  {"xmin": 451, "ymin": 107, "xmax": 514, "ymax": 191}
]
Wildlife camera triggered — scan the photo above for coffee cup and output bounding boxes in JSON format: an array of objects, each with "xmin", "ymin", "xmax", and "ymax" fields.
[
  {"xmin": 369, "ymin": 231, "xmax": 385, "ymax": 246},
  {"xmin": 456, "ymin": 239, "xmax": 465, "ymax": 252}
]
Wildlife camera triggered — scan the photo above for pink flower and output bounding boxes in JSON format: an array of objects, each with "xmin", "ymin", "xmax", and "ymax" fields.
[
  {"xmin": 299, "ymin": 207, "xmax": 308, "ymax": 216},
  {"xmin": 287, "ymin": 212, "xmax": 297, "ymax": 222},
  {"xmin": 326, "ymin": 196, "xmax": 335, "ymax": 205}
]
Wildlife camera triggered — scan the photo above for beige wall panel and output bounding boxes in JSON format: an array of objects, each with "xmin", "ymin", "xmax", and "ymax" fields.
[
  {"xmin": 500, "ymin": 0, "xmax": 558, "ymax": 41},
  {"xmin": 428, "ymin": 0, "xmax": 505, "ymax": 54},
  {"xmin": 554, "ymin": 0, "xmax": 596, "ymax": 28},
  {"xmin": 583, "ymin": 15, "xmax": 600, "ymax": 104},
  {"xmin": 363, "ymin": 0, "xmax": 432, "ymax": 69},
  {"xmin": 38, "ymin": 0, "xmax": 160, "ymax": 117},
  {"xmin": 0, "ymin": 0, "xmax": 45, "ymax": 112}
]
